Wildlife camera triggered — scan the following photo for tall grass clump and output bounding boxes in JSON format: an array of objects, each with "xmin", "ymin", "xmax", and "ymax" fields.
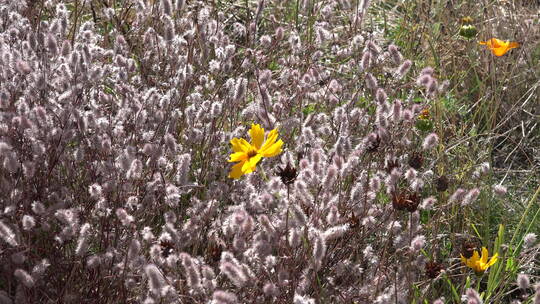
[{"xmin": 0, "ymin": 0, "xmax": 538, "ymax": 303}]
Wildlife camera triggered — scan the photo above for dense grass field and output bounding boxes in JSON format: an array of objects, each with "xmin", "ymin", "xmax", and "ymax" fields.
[{"xmin": 0, "ymin": 0, "xmax": 538, "ymax": 303}]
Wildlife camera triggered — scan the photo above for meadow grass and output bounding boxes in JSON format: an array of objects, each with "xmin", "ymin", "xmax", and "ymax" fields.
[{"xmin": 0, "ymin": 0, "xmax": 538, "ymax": 303}]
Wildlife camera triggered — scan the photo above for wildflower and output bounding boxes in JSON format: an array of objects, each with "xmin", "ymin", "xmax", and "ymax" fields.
[
  {"xmin": 415, "ymin": 108, "xmax": 434, "ymax": 131},
  {"xmin": 461, "ymin": 247, "xmax": 498, "ymax": 273},
  {"xmin": 492, "ymin": 184, "xmax": 507, "ymax": 196},
  {"xmin": 228, "ymin": 124, "xmax": 283, "ymax": 179},
  {"xmin": 420, "ymin": 196, "xmax": 437, "ymax": 210},
  {"xmin": 523, "ymin": 233, "xmax": 537, "ymax": 248},
  {"xmin": 459, "ymin": 25, "xmax": 478, "ymax": 39},
  {"xmin": 461, "ymin": 16, "xmax": 474, "ymax": 24},
  {"xmin": 479, "ymin": 38, "xmax": 519, "ymax": 57},
  {"xmin": 418, "ymin": 108, "xmax": 430, "ymax": 120},
  {"xmin": 465, "ymin": 288, "xmax": 483, "ymax": 304}
]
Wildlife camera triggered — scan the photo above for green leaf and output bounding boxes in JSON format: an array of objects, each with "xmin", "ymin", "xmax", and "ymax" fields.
[{"xmin": 415, "ymin": 119, "xmax": 434, "ymax": 132}]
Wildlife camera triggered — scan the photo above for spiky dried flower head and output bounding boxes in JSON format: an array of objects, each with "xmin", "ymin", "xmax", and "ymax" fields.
[
  {"xmin": 392, "ymin": 189, "xmax": 420, "ymax": 212},
  {"xmin": 435, "ymin": 175, "xmax": 449, "ymax": 192},
  {"xmin": 276, "ymin": 162, "xmax": 298, "ymax": 185},
  {"xmin": 158, "ymin": 239, "xmax": 175, "ymax": 258},
  {"xmin": 425, "ymin": 261, "xmax": 444, "ymax": 279},
  {"xmin": 408, "ymin": 151, "xmax": 424, "ymax": 169},
  {"xmin": 461, "ymin": 240, "xmax": 477, "ymax": 259}
]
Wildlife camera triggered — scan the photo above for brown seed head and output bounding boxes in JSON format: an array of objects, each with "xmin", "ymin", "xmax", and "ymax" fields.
[
  {"xmin": 408, "ymin": 152, "xmax": 424, "ymax": 170},
  {"xmin": 276, "ymin": 162, "xmax": 298, "ymax": 185},
  {"xmin": 392, "ymin": 189, "xmax": 420, "ymax": 212},
  {"xmin": 159, "ymin": 239, "xmax": 175, "ymax": 258},
  {"xmin": 436, "ymin": 175, "xmax": 449, "ymax": 192},
  {"xmin": 461, "ymin": 241, "xmax": 476, "ymax": 259},
  {"xmin": 425, "ymin": 261, "xmax": 444, "ymax": 279}
]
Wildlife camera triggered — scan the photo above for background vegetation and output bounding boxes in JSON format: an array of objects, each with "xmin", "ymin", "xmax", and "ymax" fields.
[{"xmin": 0, "ymin": 0, "xmax": 538, "ymax": 303}]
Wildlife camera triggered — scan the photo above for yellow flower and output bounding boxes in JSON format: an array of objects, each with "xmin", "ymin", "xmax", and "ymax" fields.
[
  {"xmin": 418, "ymin": 108, "xmax": 430, "ymax": 120},
  {"xmin": 461, "ymin": 247, "xmax": 499, "ymax": 273},
  {"xmin": 228, "ymin": 123, "xmax": 283, "ymax": 179},
  {"xmin": 479, "ymin": 38, "xmax": 519, "ymax": 57}
]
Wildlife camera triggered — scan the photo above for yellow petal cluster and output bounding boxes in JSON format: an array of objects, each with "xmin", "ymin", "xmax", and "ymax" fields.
[
  {"xmin": 228, "ymin": 124, "xmax": 283, "ymax": 179},
  {"xmin": 479, "ymin": 38, "xmax": 519, "ymax": 57},
  {"xmin": 461, "ymin": 247, "xmax": 498, "ymax": 273}
]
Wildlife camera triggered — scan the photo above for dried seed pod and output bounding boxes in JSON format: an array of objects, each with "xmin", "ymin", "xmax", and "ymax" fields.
[
  {"xmin": 159, "ymin": 239, "xmax": 175, "ymax": 258},
  {"xmin": 408, "ymin": 152, "xmax": 424, "ymax": 170},
  {"xmin": 385, "ymin": 158, "xmax": 399, "ymax": 174},
  {"xmin": 392, "ymin": 189, "xmax": 420, "ymax": 212},
  {"xmin": 461, "ymin": 241, "xmax": 476, "ymax": 259},
  {"xmin": 276, "ymin": 162, "xmax": 298, "ymax": 185},
  {"xmin": 425, "ymin": 261, "xmax": 444, "ymax": 279},
  {"xmin": 366, "ymin": 133, "xmax": 380, "ymax": 153},
  {"xmin": 435, "ymin": 175, "xmax": 449, "ymax": 192}
]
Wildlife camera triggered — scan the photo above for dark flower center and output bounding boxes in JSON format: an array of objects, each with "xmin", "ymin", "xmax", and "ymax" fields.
[{"xmin": 247, "ymin": 149, "xmax": 258, "ymax": 158}]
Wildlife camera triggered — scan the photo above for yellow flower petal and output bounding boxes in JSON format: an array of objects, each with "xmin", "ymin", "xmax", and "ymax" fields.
[
  {"xmin": 492, "ymin": 47, "xmax": 510, "ymax": 57},
  {"xmin": 490, "ymin": 38, "xmax": 504, "ymax": 48},
  {"xmin": 486, "ymin": 253, "xmax": 498, "ymax": 267},
  {"xmin": 228, "ymin": 151, "xmax": 248, "ymax": 163},
  {"xmin": 508, "ymin": 42, "xmax": 519, "ymax": 49},
  {"xmin": 260, "ymin": 129, "xmax": 279, "ymax": 151},
  {"xmin": 249, "ymin": 124, "xmax": 265, "ymax": 149},
  {"xmin": 230, "ymin": 138, "xmax": 251, "ymax": 153},
  {"xmin": 260, "ymin": 139, "xmax": 283, "ymax": 157},
  {"xmin": 471, "ymin": 250, "xmax": 480, "ymax": 262},
  {"xmin": 229, "ymin": 162, "xmax": 245, "ymax": 179},
  {"xmin": 479, "ymin": 38, "xmax": 519, "ymax": 56},
  {"xmin": 481, "ymin": 247, "xmax": 489, "ymax": 264},
  {"xmin": 242, "ymin": 154, "xmax": 262, "ymax": 174}
]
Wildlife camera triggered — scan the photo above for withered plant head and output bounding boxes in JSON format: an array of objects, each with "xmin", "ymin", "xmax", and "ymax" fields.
[
  {"xmin": 408, "ymin": 151, "xmax": 424, "ymax": 170},
  {"xmin": 435, "ymin": 175, "xmax": 449, "ymax": 192},
  {"xmin": 425, "ymin": 261, "xmax": 444, "ymax": 279},
  {"xmin": 348, "ymin": 213, "xmax": 361, "ymax": 229},
  {"xmin": 392, "ymin": 189, "xmax": 421, "ymax": 212},
  {"xmin": 385, "ymin": 158, "xmax": 400, "ymax": 174},
  {"xmin": 159, "ymin": 239, "xmax": 175, "ymax": 258},
  {"xmin": 276, "ymin": 162, "xmax": 298, "ymax": 186},
  {"xmin": 461, "ymin": 240, "xmax": 477, "ymax": 259},
  {"xmin": 366, "ymin": 133, "xmax": 381, "ymax": 153}
]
